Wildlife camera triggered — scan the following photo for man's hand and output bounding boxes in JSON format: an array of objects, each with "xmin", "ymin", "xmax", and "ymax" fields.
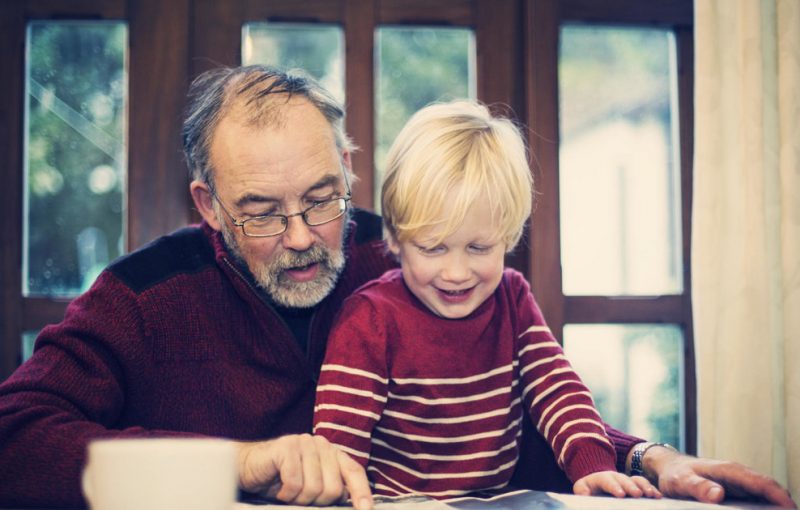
[
  {"xmin": 234, "ymin": 434, "xmax": 373, "ymax": 510},
  {"xmin": 642, "ymin": 446, "xmax": 796, "ymax": 508}
]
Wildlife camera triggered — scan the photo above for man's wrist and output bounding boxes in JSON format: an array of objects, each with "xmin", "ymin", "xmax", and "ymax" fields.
[{"xmin": 627, "ymin": 442, "xmax": 678, "ymax": 481}]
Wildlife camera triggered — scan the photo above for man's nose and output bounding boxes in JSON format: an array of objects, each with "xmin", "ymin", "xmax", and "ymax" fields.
[{"xmin": 281, "ymin": 215, "xmax": 315, "ymax": 251}]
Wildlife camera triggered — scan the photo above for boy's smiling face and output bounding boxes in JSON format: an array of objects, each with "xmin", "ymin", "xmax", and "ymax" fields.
[{"xmin": 388, "ymin": 195, "xmax": 506, "ymax": 319}]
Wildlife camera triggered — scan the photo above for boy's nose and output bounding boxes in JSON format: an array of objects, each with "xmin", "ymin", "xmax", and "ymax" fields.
[{"xmin": 441, "ymin": 255, "xmax": 470, "ymax": 283}]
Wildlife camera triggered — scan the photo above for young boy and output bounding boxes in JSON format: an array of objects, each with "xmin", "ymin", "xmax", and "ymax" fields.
[{"xmin": 313, "ymin": 101, "xmax": 660, "ymax": 500}]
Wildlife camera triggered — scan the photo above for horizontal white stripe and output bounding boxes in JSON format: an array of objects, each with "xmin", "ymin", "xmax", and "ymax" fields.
[
  {"xmin": 375, "ymin": 417, "xmax": 521, "ymax": 443},
  {"xmin": 531, "ymin": 378, "xmax": 587, "ymax": 408},
  {"xmin": 544, "ymin": 404, "xmax": 600, "ymax": 437},
  {"xmin": 519, "ymin": 354, "xmax": 566, "ymax": 377},
  {"xmin": 552, "ymin": 418, "xmax": 607, "ymax": 445},
  {"xmin": 315, "ymin": 403, "xmax": 381, "ymax": 421},
  {"xmin": 369, "ymin": 467, "xmax": 510, "ymax": 498},
  {"xmin": 371, "ymin": 454, "xmax": 517, "ymax": 480},
  {"xmin": 371, "ymin": 482, "xmax": 405, "ymax": 496},
  {"xmin": 528, "ymin": 367, "xmax": 573, "ymax": 390},
  {"xmin": 314, "ymin": 422, "xmax": 371, "ymax": 439},
  {"xmin": 521, "ymin": 367, "xmax": 574, "ymax": 402},
  {"xmin": 332, "ymin": 443, "xmax": 369, "ymax": 460},
  {"xmin": 371, "ymin": 436, "xmax": 518, "ymax": 461},
  {"xmin": 557, "ymin": 431, "xmax": 613, "ymax": 466},
  {"xmin": 518, "ymin": 325, "xmax": 551, "ymax": 338},
  {"xmin": 388, "ymin": 381, "xmax": 517, "ymax": 405},
  {"xmin": 383, "ymin": 398, "xmax": 521, "ymax": 425},
  {"xmin": 321, "ymin": 364, "xmax": 389, "ymax": 384},
  {"xmin": 372, "ymin": 472, "xmax": 434, "ymax": 497},
  {"xmin": 517, "ymin": 340, "xmax": 561, "ymax": 358},
  {"xmin": 391, "ymin": 363, "xmax": 513, "ymax": 385},
  {"xmin": 316, "ymin": 384, "xmax": 388, "ymax": 403},
  {"xmin": 538, "ymin": 390, "xmax": 593, "ymax": 432},
  {"xmin": 541, "ymin": 400, "xmax": 597, "ymax": 437}
]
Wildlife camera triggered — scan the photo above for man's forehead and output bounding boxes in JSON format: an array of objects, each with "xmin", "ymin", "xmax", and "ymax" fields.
[
  {"xmin": 231, "ymin": 172, "xmax": 344, "ymax": 208},
  {"xmin": 210, "ymin": 99, "xmax": 340, "ymax": 180},
  {"xmin": 216, "ymin": 95, "xmax": 335, "ymax": 152},
  {"xmin": 225, "ymin": 89, "xmax": 310, "ymax": 129}
]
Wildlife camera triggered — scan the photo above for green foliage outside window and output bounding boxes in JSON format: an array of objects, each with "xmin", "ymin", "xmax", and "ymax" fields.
[
  {"xmin": 374, "ymin": 27, "xmax": 475, "ymax": 201},
  {"xmin": 25, "ymin": 22, "xmax": 127, "ymax": 296}
]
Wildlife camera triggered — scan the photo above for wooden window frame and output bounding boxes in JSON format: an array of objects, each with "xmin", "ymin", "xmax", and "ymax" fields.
[
  {"xmin": 0, "ymin": 0, "xmax": 191, "ymax": 378},
  {"xmin": 525, "ymin": 0, "xmax": 696, "ymax": 453},
  {"xmin": 191, "ymin": 0, "xmax": 522, "ymax": 212},
  {"xmin": 1, "ymin": 1, "xmax": 694, "ymax": 456}
]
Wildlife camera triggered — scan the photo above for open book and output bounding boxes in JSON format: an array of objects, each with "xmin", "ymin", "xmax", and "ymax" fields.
[{"xmin": 235, "ymin": 488, "xmax": 779, "ymax": 510}]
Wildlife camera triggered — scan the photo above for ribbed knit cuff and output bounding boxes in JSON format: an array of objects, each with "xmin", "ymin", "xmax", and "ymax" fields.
[
  {"xmin": 604, "ymin": 425, "xmax": 646, "ymax": 473},
  {"xmin": 562, "ymin": 441, "xmax": 618, "ymax": 483}
]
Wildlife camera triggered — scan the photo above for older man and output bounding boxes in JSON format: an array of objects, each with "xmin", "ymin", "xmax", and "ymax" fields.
[{"xmin": 0, "ymin": 66, "xmax": 794, "ymax": 509}]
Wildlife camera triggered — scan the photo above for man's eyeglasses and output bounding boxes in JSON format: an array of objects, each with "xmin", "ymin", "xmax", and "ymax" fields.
[{"xmin": 209, "ymin": 188, "xmax": 351, "ymax": 238}]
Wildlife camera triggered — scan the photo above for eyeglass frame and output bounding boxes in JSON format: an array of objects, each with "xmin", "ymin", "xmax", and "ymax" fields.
[{"xmin": 207, "ymin": 183, "xmax": 352, "ymax": 238}]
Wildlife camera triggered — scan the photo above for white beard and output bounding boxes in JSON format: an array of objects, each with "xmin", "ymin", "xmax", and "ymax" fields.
[{"xmin": 220, "ymin": 221, "xmax": 346, "ymax": 308}]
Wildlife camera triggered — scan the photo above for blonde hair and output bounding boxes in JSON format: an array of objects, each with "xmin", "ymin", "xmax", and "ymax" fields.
[{"xmin": 381, "ymin": 100, "xmax": 532, "ymax": 250}]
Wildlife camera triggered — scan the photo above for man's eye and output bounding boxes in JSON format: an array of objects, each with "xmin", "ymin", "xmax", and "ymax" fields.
[
  {"xmin": 258, "ymin": 209, "xmax": 279, "ymax": 217},
  {"xmin": 307, "ymin": 196, "xmax": 334, "ymax": 207}
]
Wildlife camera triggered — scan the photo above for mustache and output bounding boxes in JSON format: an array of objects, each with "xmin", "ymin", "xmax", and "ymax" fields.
[{"xmin": 272, "ymin": 246, "xmax": 331, "ymax": 271}]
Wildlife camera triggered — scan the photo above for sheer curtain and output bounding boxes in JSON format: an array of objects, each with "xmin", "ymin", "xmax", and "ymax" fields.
[{"xmin": 693, "ymin": 0, "xmax": 799, "ymax": 497}]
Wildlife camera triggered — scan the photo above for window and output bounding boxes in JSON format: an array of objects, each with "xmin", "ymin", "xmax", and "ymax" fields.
[
  {"xmin": 374, "ymin": 26, "xmax": 476, "ymax": 208},
  {"xmin": 1, "ymin": 0, "xmax": 190, "ymax": 376},
  {"xmin": 192, "ymin": 0, "xmax": 512, "ymax": 211},
  {"xmin": 525, "ymin": 0, "xmax": 695, "ymax": 452},
  {"xmin": 25, "ymin": 21, "xmax": 128, "ymax": 298},
  {"xmin": 242, "ymin": 22, "xmax": 345, "ymax": 102},
  {"xmin": 2, "ymin": 2, "xmax": 694, "ymax": 454},
  {"xmin": 565, "ymin": 324, "xmax": 684, "ymax": 448},
  {"xmin": 559, "ymin": 26, "xmax": 682, "ymax": 297},
  {"xmin": 557, "ymin": 24, "xmax": 686, "ymax": 448}
]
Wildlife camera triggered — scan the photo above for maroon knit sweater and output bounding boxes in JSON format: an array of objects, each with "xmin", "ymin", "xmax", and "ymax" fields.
[
  {"xmin": 314, "ymin": 269, "xmax": 615, "ymax": 498},
  {"xmin": 0, "ymin": 212, "xmax": 643, "ymax": 508},
  {"xmin": 0, "ymin": 212, "xmax": 393, "ymax": 507}
]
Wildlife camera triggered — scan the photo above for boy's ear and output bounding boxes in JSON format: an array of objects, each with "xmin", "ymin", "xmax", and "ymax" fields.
[{"xmin": 386, "ymin": 232, "xmax": 401, "ymax": 257}]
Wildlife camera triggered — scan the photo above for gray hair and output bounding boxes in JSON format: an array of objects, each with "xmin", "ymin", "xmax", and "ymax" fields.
[{"xmin": 182, "ymin": 65, "xmax": 355, "ymax": 185}]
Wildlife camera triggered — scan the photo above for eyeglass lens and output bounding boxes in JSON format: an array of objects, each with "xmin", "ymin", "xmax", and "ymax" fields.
[{"xmin": 242, "ymin": 198, "xmax": 347, "ymax": 236}]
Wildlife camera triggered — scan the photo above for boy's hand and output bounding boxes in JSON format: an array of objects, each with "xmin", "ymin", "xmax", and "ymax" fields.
[{"xmin": 573, "ymin": 471, "xmax": 662, "ymax": 499}]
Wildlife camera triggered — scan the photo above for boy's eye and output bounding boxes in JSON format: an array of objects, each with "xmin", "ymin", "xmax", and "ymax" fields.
[
  {"xmin": 468, "ymin": 244, "xmax": 492, "ymax": 254},
  {"xmin": 417, "ymin": 244, "xmax": 445, "ymax": 255}
]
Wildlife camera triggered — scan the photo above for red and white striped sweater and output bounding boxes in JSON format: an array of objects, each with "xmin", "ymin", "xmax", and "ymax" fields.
[{"xmin": 313, "ymin": 268, "xmax": 616, "ymax": 498}]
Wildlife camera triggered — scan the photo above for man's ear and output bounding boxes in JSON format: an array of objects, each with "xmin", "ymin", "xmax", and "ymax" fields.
[
  {"xmin": 342, "ymin": 150, "xmax": 352, "ymax": 171},
  {"xmin": 189, "ymin": 180, "xmax": 222, "ymax": 231},
  {"xmin": 341, "ymin": 150, "xmax": 355, "ymax": 189}
]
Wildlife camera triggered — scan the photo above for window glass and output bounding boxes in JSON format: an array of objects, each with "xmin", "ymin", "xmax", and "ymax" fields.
[
  {"xmin": 375, "ymin": 26, "xmax": 476, "ymax": 208},
  {"xmin": 559, "ymin": 26, "xmax": 682, "ymax": 296},
  {"xmin": 21, "ymin": 331, "xmax": 39, "ymax": 363},
  {"xmin": 24, "ymin": 21, "xmax": 128, "ymax": 297},
  {"xmin": 242, "ymin": 23, "xmax": 344, "ymax": 103},
  {"xmin": 563, "ymin": 323, "xmax": 684, "ymax": 449}
]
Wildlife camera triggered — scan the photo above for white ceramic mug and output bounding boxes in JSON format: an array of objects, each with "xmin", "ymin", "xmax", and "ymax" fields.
[{"xmin": 82, "ymin": 438, "xmax": 238, "ymax": 510}]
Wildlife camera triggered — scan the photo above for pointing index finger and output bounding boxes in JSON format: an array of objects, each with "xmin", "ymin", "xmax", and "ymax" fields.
[{"xmin": 337, "ymin": 449, "xmax": 373, "ymax": 510}]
